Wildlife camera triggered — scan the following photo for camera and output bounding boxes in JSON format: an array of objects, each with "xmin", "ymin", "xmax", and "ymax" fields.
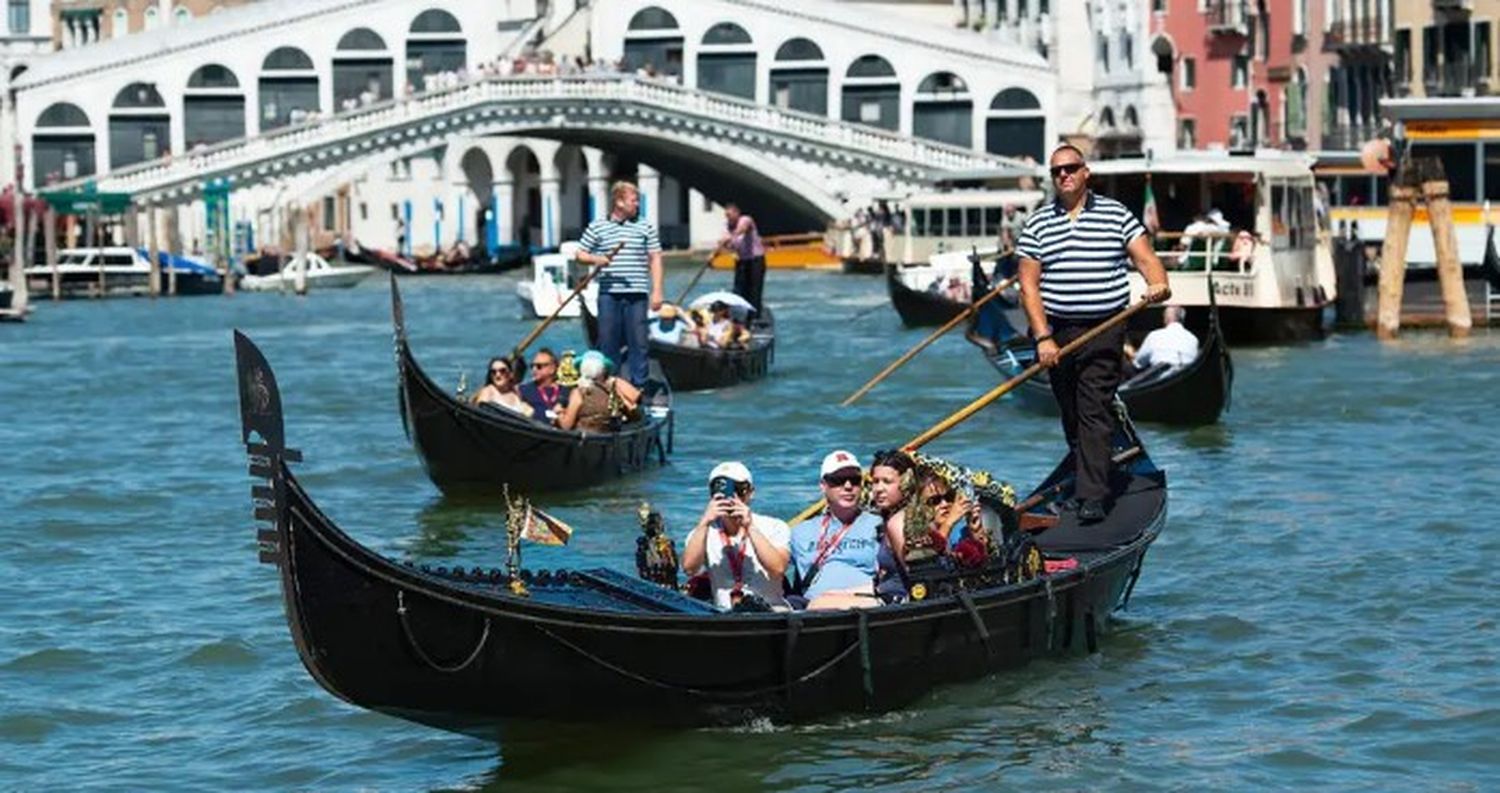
[{"xmin": 710, "ymin": 476, "xmax": 738, "ymax": 501}]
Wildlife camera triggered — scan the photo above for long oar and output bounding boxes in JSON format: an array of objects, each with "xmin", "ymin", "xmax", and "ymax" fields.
[
  {"xmin": 840, "ymin": 274, "xmax": 1019, "ymax": 406},
  {"xmin": 674, "ymin": 249, "xmax": 721, "ymax": 306},
  {"xmin": 511, "ymin": 241, "xmax": 625, "ymax": 359},
  {"xmin": 786, "ymin": 297, "xmax": 1153, "ymax": 525}
]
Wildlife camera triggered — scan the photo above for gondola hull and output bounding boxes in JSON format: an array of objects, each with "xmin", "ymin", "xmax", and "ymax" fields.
[
  {"xmin": 581, "ymin": 301, "xmax": 774, "ymax": 392},
  {"xmin": 979, "ymin": 307, "xmax": 1232, "ymax": 426},
  {"xmin": 392, "ymin": 277, "xmax": 671, "ymax": 494},
  {"xmin": 887, "ymin": 266, "xmax": 969, "ymax": 327},
  {"xmin": 236, "ymin": 331, "xmax": 1167, "ymax": 732}
]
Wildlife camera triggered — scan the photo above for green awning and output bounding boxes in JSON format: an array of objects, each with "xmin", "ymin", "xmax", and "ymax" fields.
[{"xmin": 40, "ymin": 182, "xmax": 132, "ymax": 215}]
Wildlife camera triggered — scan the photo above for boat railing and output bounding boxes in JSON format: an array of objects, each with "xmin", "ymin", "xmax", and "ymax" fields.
[{"xmin": 1152, "ymin": 231, "xmax": 1253, "ymax": 274}]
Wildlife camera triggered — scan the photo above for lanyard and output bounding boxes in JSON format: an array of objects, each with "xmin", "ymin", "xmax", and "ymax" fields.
[
  {"xmin": 720, "ymin": 528, "xmax": 749, "ymax": 589},
  {"xmin": 812, "ymin": 514, "xmax": 858, "ymax": 572},
  {"xmin": 536, "ymin": 384, "xmax": 561, "ymax": 409}
]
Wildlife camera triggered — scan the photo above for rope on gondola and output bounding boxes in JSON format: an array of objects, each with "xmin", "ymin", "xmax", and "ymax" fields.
[
  {"xmin": 534, "ymin": 623, "xmax": 862, "ymax": 700},
  {"xmin": 397, "ymin": 590, "xmax": 492, "ymax": 674},
  {"xmin": 956, "ymin": 591, "xmax": 993, "ymax": 658}
]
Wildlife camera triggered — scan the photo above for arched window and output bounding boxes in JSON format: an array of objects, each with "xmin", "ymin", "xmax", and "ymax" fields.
[
  {"xmin": 34, "ymin": 103, "xmax": 95, "ymax": 184},
  {"xmin": 334, "ymin": 28, "xmax": 393, "ymax": 107},
  {"xmin": 914, "ymin": 72, "xmax": 973, "ymax": 147},
  {"xmin": 408, "ymin": 10, "xmax": 465, "ymax": 89},
  {"xmin": 173, "ymin": 6, "xmax": 190, "ymax": 25},
  {"xmin": 698, "ymin": 22, "xmax": 755, "ymax": 100},
  {"xmin": 337, "ymin": 28, "xmax": 388, "ymax": 51},
  {"xmin": 1123, "ymin": 106, "xmax": 1139, "ymax": 129},
  {"xmin": 775, "ymin": 38, "xmax": 824, "ymax": 62},
  {"xmin": 184, "ymin": 65, "xmax": 245, "ymax": 148},
  {"xmin": 1287, "ymin": 66, "xmax": 1308, "ymax": 140},
  {"xmin": 260, "ymin": 47, "xmax": 319, "ymax": 130},
  {"xmin": 701, "ymin": 22, "xmax": 751, "ymax": 45},
  {"xmin": 770, "ymin": 38, "xmax": 827, "ymax": 115},
  {"xmin": 144, "ymin": 7, "xmax": 159, "ymax": 31},
  {"xmin": 986, "ymin": 88, "xmax": 1044, "ymax": 160},
  {"xmin": 627, "ymin": 7, "xmax": 679, "ymax": 31},
  {"xmin": 409, "ymin": 9, "xmax": 461, "ymax": 33},
  {"xmin": 842, "ymin": 55, "xmax": 899, "ymax": 131},
  {"xmin": 111, "ymin": 8, "xmax": 127, "ymax": 38},
  {"xmin": 109, "ymin": 83, "xmax": 170, "ymax": 168}
]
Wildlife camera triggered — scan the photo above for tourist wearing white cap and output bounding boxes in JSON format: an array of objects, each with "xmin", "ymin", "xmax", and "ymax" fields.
[
  {"xmin": 681, "ymin": 461, "xmax": 790, "ymax": 611},
  {"xmin": 787, "ymin": 450, "xmax": 883, "ymax": 610}
]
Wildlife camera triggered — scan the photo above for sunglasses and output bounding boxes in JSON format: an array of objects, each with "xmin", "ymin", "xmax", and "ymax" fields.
[
  {"xmin": 531, "ymin": 361, "xmax": 554, "ymax": 369},
  {"xmin": 823, "ymin": 473, "xmax": 862, "ymax": 488},
  {"xmin": 490, "ymin": 367, "xmax": 510, "ymax": 377},
  {"xmin": 925, "ymin": 490, "xmax": 957, "ymax": 507},
  {"xmin": 1050, "ymin": 162, "xmax": 1085, "ymax": 178}
]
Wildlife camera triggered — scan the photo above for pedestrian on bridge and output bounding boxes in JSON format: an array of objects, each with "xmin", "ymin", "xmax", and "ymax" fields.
[
  {"xmin": 717, "ymin": 202, "xmax": 766, "ymax": 315},
  {"xmin": 576, "ymin": 181, "xmax": 665, "ymax": 387}
]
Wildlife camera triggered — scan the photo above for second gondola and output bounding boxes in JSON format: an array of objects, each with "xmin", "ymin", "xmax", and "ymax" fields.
[
  {"xmin": 392, "ymin": 277, "xmax": 672, "ymax": 494},
  {"xmin": 580, "ymin": 299, "xmax": 774, "ymax": 392}
]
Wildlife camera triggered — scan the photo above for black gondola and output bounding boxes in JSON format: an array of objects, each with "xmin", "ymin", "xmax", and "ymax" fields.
[
  {"xmin": 581, "ymin": 300, "xmax": 774, "ymax": 392},
  {"xmin": 887, "ymin": 264, "xmax": 969, "ymax": 327},
  {"xmin": 972, "ymin": 301, "xmax": 1233, "ymax": 426},
  {"xmin": 391, "ymin": 276, "xmax": 672, "ymax": 494},
  {"xmin": 236, "ymin": 330, "xmax": 1166, "ymax": 732}
]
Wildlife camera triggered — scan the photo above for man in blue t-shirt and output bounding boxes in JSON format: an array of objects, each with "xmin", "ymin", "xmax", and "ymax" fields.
[{"xmin": 788, "ymin": 450, "xmax": 882, "ymax": 610}]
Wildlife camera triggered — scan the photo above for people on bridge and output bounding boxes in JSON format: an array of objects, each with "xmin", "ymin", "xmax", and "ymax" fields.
[
  {"xmin": 1017, "ymin": 144, "xmax": 1171, "ymax": 524},
  {"xmin": 680, "ymin": 462, "xmax": 791, "ymax": 611},
  {"xmin": 717, "ymin": 203, "xmax": 766, "ymax": 315},
  {"xmin": 473, "ymin": 357, "xmax": 532, "ymax": 417},
  {"xmin": 518, "ymin": 347, "xmax": 571, "ymax": 424},
  {"xmin": 788, "ymin": 451, "xmax": 883, "ymax": 610},
  {"xmin": 557, "ymin": 351, "xmax": 641, "ymax": 433},
  {"xmin": 1130, "ymin": 306, "xmax": 1199, "ymax": 371},
  {"xmin": 576, "ymin": 181, "xmax": 665, "ymax": 388}
]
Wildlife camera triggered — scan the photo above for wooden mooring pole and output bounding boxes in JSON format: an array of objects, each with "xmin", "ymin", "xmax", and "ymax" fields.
[
  {"xmin": 1420, "ymin": 177, "xmax": 1472, "ymax": 338},
  {"xmin": 1375, "ymin": 177, "xmax": 1415, "ymax": 340}
]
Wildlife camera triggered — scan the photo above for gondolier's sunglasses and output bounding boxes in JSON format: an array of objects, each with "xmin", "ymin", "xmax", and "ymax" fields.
[
  {"xmin": 1049, "ymin": 162, "xmax": 1085, "ymax": 178},
  {"xmin": 823, "ymin": 472, "xmax": 862, "ymax": 488}
]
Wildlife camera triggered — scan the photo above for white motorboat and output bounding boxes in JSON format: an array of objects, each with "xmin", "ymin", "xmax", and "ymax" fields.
[
  {"xmin": 22, "ymin": 247, "xmax": 230, "ymax": 297},
  {"xmin": 240, "ymin": 252, "xmax": 376, "ymax": 292},
  {"xmin": 516, "ymin": 247, "xmax": 595, "ymax": 318}
]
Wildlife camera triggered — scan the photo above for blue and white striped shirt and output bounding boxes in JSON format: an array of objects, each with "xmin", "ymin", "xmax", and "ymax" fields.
[
  {"xmin": 579, "ymin": 216, "xmax": 661, "ymax": 295},
  {"xmin": 1016, "ymin": 192, "xmax": 1145, "ymax": 319}
]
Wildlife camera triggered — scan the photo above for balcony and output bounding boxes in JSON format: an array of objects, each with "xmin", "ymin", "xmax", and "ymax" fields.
[
  {"xmin": 1425, "ymin": 58, "xmax": 1493, "ymax": 97},
  {"xmin": 1326, "ymin": 16, "xmax": 1392, "ymax": 50},
  {"xmin": 1204, "ymin": 1, "xmax": 1250, "ymax": 37}
]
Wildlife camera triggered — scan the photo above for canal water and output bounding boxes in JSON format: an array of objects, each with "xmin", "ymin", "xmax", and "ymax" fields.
[{"xmin": 1, "ymin": 269, "xmax": 1496, "ymax": 790}]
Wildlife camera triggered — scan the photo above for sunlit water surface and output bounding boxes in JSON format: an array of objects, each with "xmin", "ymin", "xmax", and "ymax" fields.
[{"xmin": 1, "ymin": 270, "xmax": 1497, "ymax": 790}]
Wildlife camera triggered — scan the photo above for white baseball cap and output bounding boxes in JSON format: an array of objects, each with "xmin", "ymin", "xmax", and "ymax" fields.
[
  {"xmin": 708, "ymin": 461, "xmax": 753, "ymax": 486},
  {"xmin": 819, "ymin": 450, "xmax": 861, "ymax": 479}
]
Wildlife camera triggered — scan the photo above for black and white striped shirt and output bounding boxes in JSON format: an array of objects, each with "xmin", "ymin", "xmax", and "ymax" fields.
[
  {"xmin": 1016, "ymin": 192, "xmax": 1145, "ymax": 319},
  {"xmin": 579, "ymin": 216, "xmax": 661, "ymax": 295}
]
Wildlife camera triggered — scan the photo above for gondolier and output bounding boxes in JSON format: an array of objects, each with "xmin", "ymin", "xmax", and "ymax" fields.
[
  {"xmin": 1016, "ymin": 144, "xmax": 1171, "ymax": 522},
  {"xmin": 576, "ymin": 181, "xmax": 665, "ymax": 387},
  {"xmin": 717, "ymin": 202, "xmax": 766, "ymax": 315}
]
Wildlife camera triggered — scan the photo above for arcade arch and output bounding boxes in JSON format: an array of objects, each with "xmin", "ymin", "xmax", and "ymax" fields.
[
  {"xmin": 769, "ymin": 38, "xmax": 827, "ymax": 115},
  {"xmin": 33, "ymin": 102, "xmax": 95, "ymax": 185},
  {"xmin": 184, "ymin": 64, "xmax": 245, "ymax": 148},
  {"xmin": 913, "ymin": 71, "xmax": 972, "ymax": 148},
  {"xmin": 986, "ymin": 87, "xmax": 1044, "ymax": 161},
  {"xmin": 259, "ymin": 47, "xmax": 319, "ymax": 131},
  {"xmin": 333, "ymin": 28, "xmax": 393, "ymax": 109},
  {"xmin": 841, "ymin": 55, "xmax": 898, "ymax": 132},
  {"xmin": 697, "ymin": 22, "xmax": 755, "ymax": 100},
  {"xmin": 623, "ymin": 7, "xmax": 683, "ymax": 80},
  {"xmin": 109, "ymin": 82, "xmax": 170, "ymax": 168}
]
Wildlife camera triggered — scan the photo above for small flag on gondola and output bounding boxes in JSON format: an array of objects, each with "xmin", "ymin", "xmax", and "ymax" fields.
[
  {"xmin": 1142, "ymin": 176, "xmax": 1160, "ymax": 236},
  {"xmin": 520, "ymin": 503, "xmax": 573, "ymax": 546}
]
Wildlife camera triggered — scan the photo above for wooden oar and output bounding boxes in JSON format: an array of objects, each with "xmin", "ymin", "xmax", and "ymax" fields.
[
  {"xmin": 674, "ymin": 249, "xmax": 721, "ymax": 305},
  {"xmin": 511, "ymin": 241, "xmax": 625, "ymax": 359},
  {"xmin": 840, "ymin": 274, "xmax": 1019, "ymax": 406},
  {"xmin": 786, "ymin": 297, "xmax": 1154, "ymax": 525}
]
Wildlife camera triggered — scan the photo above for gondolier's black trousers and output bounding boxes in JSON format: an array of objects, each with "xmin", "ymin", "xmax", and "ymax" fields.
[
  {"xmin": 733, "ymin": 255, "xmax": 766, "ymax": 315},
  {"xmin": 1046, "ymin": 315, "xmax": 1125, "ymax": 504}
]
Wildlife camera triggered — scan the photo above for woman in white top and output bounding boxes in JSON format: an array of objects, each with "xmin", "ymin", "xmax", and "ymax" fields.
[{"xmin": 473, "ymin": 357, "xmax": 532, "ymax": 417}]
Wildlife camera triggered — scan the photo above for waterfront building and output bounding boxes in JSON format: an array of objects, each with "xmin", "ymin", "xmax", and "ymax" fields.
[
  {"xmin": 1322, "ymin": 0, "xmax": 1393, "ymax": 151},
  {"xmin": 51, "ymin": 1, "xmax": 254, "ymax": 50}
]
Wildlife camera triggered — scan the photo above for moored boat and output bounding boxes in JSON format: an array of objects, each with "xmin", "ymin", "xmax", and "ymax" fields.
[
  {"xmin": 516, "ymin": 250, "xmax": 596, "ymax": 319},
  {"xmin": 393, "ymin": 276, "xmax": 672, "ymax": 494},
  {"xmin": 24, "ymin": 246, "xmax": 229, "ymax": 297},
  {"xmin": 240, "ymin": 251, "xmax": 375, "ymax": 292},
  {"xmin": 886, "ymin": 260, "xmax": 971, "ymax": 327},
  {"xmin": 234, "ymin": 329, "xmax": 1166, "ymax": 731}
]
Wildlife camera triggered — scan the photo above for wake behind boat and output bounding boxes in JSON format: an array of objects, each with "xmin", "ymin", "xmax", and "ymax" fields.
[
  {"xmin": 393, "ymin": 276, "xmax": 672, "ymax": 494},
  {"xmin": 235, "ymin": 330, "xmax": 1165, "ymax": 731}
]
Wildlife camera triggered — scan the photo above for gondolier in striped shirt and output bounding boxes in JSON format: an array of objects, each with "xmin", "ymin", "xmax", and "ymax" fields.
[
  {"xmin": 576, "ymin": 181, "xmax": 665, "ymax": 387},
  {"xmin": 1016, "ymin": 145, "xmax": 1171, "ymax": 523}
]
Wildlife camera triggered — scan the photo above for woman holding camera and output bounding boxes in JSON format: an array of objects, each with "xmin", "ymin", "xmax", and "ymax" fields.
[{"xmin": 680, "ymin": 462, "xmax": 791, "ymax": 611}]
